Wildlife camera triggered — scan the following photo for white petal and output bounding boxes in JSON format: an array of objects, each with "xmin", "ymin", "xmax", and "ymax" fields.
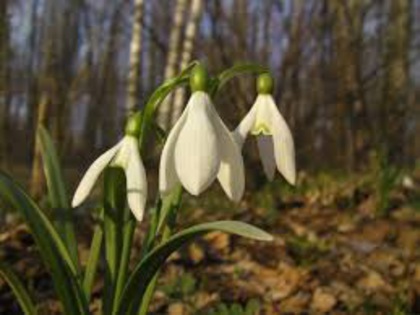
[
  {"xmin": 265, "ymin": 95, "xmax": 296, "ymax": 185},
  {"xmin": 256, "ymin": 136, "xmax": 276, "ymax": 181},
  {"xmin": 159, "ymin": 102, "xmax": 189, "ymax": 195},
  {"xmin": 125, "ymin": 137, "xmax": 147, "ymax": 221},
  {"xmin": 72, "ymin": 141, "xmax": 123, "ymax": 207},
  {"xmin": 111, "ymin": 137, "xmax": 132, "ymax": 168},
  {"xmin": 208, "ymin": 103, "xmax": 245, "ymax": 202},
  {"xmin": 252, "ymin": 94, "xmax": 273, "ymax": 135},
  {"xmin": 232, "ymin": 102, "xmax": 258, "ymax": 147},
  {"xmin": 174, "ymin": 92, "xmax": 220, "ymax": 195}
]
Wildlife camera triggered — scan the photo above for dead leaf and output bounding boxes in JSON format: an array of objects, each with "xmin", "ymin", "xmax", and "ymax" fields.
[{"xmin": 310, "ymin": 287, "xmax": 337, "ymax": 313}]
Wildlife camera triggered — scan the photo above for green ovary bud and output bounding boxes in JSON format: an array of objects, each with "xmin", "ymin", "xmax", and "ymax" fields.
[
  {"xmin": 125, "ymin": 111, "xmax": 142, "ymax": 137},
  {"xmin": 257, "ymin": 73, "xmax": 274, "ymax": 94},
  {"xmin": 190, "ymin": 64, "xmax": 209, "ymax": 92}
]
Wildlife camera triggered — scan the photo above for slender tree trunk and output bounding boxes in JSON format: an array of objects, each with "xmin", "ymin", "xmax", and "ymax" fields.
[
  {"xmin": 332, "ymin": 0, "xmax": 364, "ymax": 171},
  {"xmin": 170, "ymin": 0, "xmax": 203, "ymax": 126},
  {"xmin": 0, "ymin": 0, "xmax": 10, "ymax": 167},
  {"xmin": 26, "ymin": 0, "xmax": 41, "ymax": 165},
  {"xmin": 84, "ymin": 4, "xmax": 123, "ymax": 150},
  {"xmin": 157, "ymin": 0, "xmax": 188, "ymax": 130},
  {"xmin": 281, "ymin": 0, "xmax": 304, "ymax": 130},
  {"xmin": 383, "ymin": 0, "xmax": 410, "ymax": 165},
  {"xmin": 126, "ymin": 0, "xmax": 144, "ymax": 115}
]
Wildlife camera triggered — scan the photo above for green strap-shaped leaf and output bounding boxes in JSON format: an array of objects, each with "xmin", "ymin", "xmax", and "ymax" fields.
[
  {"xmin": 116, "ymin": 220, "xmax": 273, "ymax": 315},
  {"xmin": 211, "ymin": 63, "xmax": 269, "ymax": 96},
  {"xmin": 0, "ymin": 172, "xmax": 88, "ymax": 314},
  {"xmin": 37, "ymin": 125, "xmax": 69, "ymax": 209},
  {"xmin": 38, "ymin": 125, "xmax": 79, "ymax": 267},
  {"xmin": 0, "ymin": 262, "xmax": 38, "ymax": 315}
]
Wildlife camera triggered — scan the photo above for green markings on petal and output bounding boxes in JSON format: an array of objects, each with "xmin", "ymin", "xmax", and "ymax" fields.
[{"xmin": 251, "ymin": 122, "xmax": 271, "ymax": 135}]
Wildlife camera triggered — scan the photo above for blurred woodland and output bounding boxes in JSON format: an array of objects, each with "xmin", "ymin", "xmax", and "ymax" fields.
[{"xmin": 0, "ymin": 0, "xmax": 419, "ymax": 191}]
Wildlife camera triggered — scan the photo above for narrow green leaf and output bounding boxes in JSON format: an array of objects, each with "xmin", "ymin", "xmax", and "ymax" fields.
[
  {"xmin": 82, "ymin": 213, "xmax": 104, "ymax": 302},
  {"xmin": 38, "ymin": 125, "xmax": 78, "ymax": 267},
  {"xmin": 37, "ymin": 125, "xmax": 69, "ymax": 208},
  {"xmin": 116, "ymin": 221, "xmax": 272, "ymax": 315},
  {"xmin": 211, "ymin": 63, "xmax": 269, "ymax": 96},
  {"xmin": 0, "ymin": 262, "xmax": 38, "ymax": 315},
  {"xmin": 0, "ymin": 172, "xmax": 88, "ymax": 314}
]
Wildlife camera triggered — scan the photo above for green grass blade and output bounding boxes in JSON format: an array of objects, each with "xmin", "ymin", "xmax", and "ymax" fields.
[
  {"xmin": 0, "ymin": 172, "xmax": 88, "ymax": 314},
  {"xmin": 116, "ymin": 220, "xmax": 272, "ymax": 315},
  {"xmin": 0, "ymin": 262, "xmax": 38, "ymax": 315},
  {"xmin": 38, "ymin": 125, "xmax": 79, "ymax": 267}
]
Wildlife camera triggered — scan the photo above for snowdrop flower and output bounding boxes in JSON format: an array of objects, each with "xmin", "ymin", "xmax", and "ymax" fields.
[
  {"xmin": 159, "ymin": 65, "xmax": 245, "ymax": 201},
  {"xmin": 72, "ymin": 113, "xmax": 147, "ymax": 221},
  {"xmin": 233, "ymin": 73, "xmax": 296, "ymax": 184}
]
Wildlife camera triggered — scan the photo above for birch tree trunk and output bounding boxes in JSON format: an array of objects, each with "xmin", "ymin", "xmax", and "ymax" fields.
[
  {"xmin": 170, "ymin": 0, "xmax": 203, "ymax": 126},
  {"xmin": 157, "ymin": 0, "xmax": 188, "ymax": 130},
  {"xmin": 126, "ymin": 0, "xmax": 144, "ymax": 115}
]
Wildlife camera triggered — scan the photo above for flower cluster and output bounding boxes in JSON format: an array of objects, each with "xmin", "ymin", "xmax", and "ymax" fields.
[{"xmin": 72, "ymin": 66, "xmax": 295, "ymax": 221}]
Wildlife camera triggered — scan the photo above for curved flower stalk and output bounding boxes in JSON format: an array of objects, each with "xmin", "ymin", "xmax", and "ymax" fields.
[
  {"xmin": 159, "ymin": 65, "xmax": 245, "ymax": 201},
  {"xmin": 72, "ymin": 114, "xmax": 147, "ymax": 221},
  {"xmin": 233, "ymin": 73, "xmax": 296, "ymax": 184}
]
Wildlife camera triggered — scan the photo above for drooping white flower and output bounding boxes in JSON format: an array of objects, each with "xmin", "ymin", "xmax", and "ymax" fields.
[
  {"xmin": 159, "ymin": 91, "xmax": 245, "ymax": 201},
  {"xmin": 72, "ymin": 135, "xmax": 147, "ymax": 221},
  {"xmin": 233, "ymin": 92, "xmax": 296, "ymax": 185}
]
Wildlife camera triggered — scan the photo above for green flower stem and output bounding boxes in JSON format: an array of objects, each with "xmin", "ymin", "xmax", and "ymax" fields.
[
  {"xmin": 210, "ymin": 63, "xmax": 269, "ymax": 96},
  {"xmin": 138, "ymin": 61, "xmax": 198, "ymax": 149},
  {"xmin": 137, "ymin": 186, "xmax": 183, "ymax": 315},
  {"xmin": 139, "ymin": 198, "xmax": 162, "ymax": 259},
  {"xmin": 112, "ymin": 215, "xmax": 135, "ymax": 315},
  {"xmin": 110, "ymin": 62, "xmax": 194, "ymax": 314},
  {"xmin": 103, "ymin": 167, "xmax": 127, "ymax": 315}
]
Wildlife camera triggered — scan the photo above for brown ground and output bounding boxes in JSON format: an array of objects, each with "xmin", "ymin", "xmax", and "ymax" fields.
[{"xmin": 0, "ymin": 172, "xmax": 419, "ymax": 314}]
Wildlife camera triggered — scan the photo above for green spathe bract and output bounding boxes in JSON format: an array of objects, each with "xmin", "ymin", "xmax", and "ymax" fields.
[
  {"xmin": 125, "ymin": 111, "xmax": 143, "ymax": 137},
  {"xmin": 0, "ymin": 61, "xmax": 283, "ymax": 315}
]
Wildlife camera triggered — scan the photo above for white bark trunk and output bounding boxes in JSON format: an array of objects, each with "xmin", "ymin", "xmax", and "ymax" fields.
[
  {"xmin": 170, "ymin": 0, "xmax": 203, "ymax": 126},
  {"xmin": 126, "ymin": 0, "xmax": 144, "ymax": 115},
  {"xmin": 157, "ymin": 0, "xmax": 188, "ymax": 129}
]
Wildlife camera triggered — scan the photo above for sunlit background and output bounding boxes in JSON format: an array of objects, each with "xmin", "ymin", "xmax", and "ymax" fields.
[{"xmin": 2, "ymin": 0, "xmax": 419, "ymax": 182}]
